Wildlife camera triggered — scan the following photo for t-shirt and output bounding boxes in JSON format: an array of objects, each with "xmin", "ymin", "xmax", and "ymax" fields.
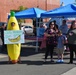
[
  {"xmin": 57, "ymin": 35, "xmax": 66, "ymax": 48},
  {"xmin": 59, "ymin": 24, "xmax": 68, "ymax": 35},
  {"xmin": 37, "ymin": 27, "xmax": 45, "ymax": 37}
]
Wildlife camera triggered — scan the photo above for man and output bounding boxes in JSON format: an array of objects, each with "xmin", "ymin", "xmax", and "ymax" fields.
[
  {"xmin": 59, "ymin": 20, "xmax": 68, "ymax": 35},
  {"xmin": 0, "ymin": 23, "xmax": 7, "ymax": 52}
]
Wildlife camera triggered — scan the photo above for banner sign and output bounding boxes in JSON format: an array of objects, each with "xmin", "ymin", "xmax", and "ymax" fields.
[{"xmin": 4, "ymin": 30, "xmax": 25, "ymax": 44}]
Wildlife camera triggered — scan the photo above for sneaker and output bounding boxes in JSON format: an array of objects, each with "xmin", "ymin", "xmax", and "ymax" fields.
[
  {"xmin": 60, "ymin": 60, "xmax": 64, "ymax": 63},
  {"xmin": 56, "ymin": 60, "xmax": 61, "ymax": 63}
]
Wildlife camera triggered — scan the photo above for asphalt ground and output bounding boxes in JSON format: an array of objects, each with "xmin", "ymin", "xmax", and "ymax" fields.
[{"xmin": 0, "ymin": 38, "xmax": 76, "ymax": 75}]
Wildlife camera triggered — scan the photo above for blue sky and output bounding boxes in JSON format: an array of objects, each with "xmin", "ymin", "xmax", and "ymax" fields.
[{"xmin": 60, "ymin": 0, "xmax": 75, "ymax": 5}]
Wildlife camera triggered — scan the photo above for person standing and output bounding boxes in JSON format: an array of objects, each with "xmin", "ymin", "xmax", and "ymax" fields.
[
  {"xmin": 67, "ymin": 21, "xmax": 76, "ymax": 64},
  {"xmin": 59, "ymin": 20, "xmax": 69, "ymax": 50},
  {"xmin": 59, "ymin": 20, "xmax": 68, "ymax": 35},
  {"xmin": 44, "ymin": 21, "xmax": 57, "ymax": 62},
  {"xmin": 53, "ymin": 20, "xmax": 58, "ymax": 29},
  {"xmin": 56, "ymin": 30, "xmax": 67, "ymax": 63},
  {"xmin": 0, "ymin": 23, "xmax": 6, "ymax": 52}
]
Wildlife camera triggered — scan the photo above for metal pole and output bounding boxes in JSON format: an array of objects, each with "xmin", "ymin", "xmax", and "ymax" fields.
[{"xmin": 35, "ymin": 18, "xmax": 38, "ymax": 52}]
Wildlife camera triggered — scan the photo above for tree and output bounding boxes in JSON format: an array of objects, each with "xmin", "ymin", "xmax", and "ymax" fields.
[
  {"xmin": 17, "ymin": 6, "xmax": 28, "ymax": 23},
  {"xmin": 18, "ymin": 6, "xmax": 27, "ymax": 10}
]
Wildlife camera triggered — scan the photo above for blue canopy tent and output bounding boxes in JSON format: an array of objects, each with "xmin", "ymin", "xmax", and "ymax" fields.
[
  {"xmin": 8, "ymin": 7, "xmax": 46, "ymax": 28},
  {"xmin": 8, "ymin": 7, "xmax": 46, "ymax": 52},
  {"xmin": 41, "ymin": 4, "xmax": 76, "ymax": 18},
  {"xmin": 13, "ymin": 7, "xmax": 46, "ymax": 19}
]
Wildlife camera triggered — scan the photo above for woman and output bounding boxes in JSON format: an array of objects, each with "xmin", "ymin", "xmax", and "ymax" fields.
[
  {"xmin": 44, "ymin": 21, "xmax": 58, "ymax": 62},
  {"xmin": 67, "ymin": 21, "xmax": 76, "ymax": 64}
]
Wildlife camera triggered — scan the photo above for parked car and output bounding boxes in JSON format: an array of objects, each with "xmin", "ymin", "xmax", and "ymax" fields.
[{"xmin": 21, "ymin": 26, "xmax": 33, "ymax": 34}]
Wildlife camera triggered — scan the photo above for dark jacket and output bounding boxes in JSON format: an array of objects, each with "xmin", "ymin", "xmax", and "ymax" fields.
[
  {"xmin": 67, "ymin": 29, "xmax": 76, "ymax": 44},
  {"xmin": 0, "ymin": 27, "xmax": 6, "ymax": 40}
]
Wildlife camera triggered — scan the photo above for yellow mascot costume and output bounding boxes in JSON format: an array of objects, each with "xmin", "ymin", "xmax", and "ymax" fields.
[{"xmin": 7, "ymin": 11, "xmax": 21, "ymax": 64}]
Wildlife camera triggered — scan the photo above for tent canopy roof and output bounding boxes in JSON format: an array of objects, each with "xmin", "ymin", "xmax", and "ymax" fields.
[
  {"xmin": 41, "ymin": 4, "xmax": 76, "ymax": 18},
  {"xmin": 14, "ymin": 7, "xmax": 46, "ymax": 19}
]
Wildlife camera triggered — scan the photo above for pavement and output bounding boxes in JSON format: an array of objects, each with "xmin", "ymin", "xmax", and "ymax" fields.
[
  {"xmin": 0, "ymin": 39, "xmax": 76, "ymax": 75},
  {"xmin": 61, "ymin": 67, "xmax": 76, "ymax": 75}
]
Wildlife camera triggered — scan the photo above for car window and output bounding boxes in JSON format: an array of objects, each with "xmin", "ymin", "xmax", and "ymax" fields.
[
  {"xmin": 25, "ymin": 26, "xmax": 28, "ymax": 28},
  {"xmin": 29, "ymin": 26, "xmax": 32, "ymax": 28}
]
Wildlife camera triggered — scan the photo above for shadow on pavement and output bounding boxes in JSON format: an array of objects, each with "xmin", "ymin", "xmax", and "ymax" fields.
[
  {"xmin": 0, "ymin": 61, "xmax": 12, "ymax": 65},
  {"xmin": 0, "ymin": 60, "xmax": 44, "ymax": 65},
  {"xmin": 0, "ymin": 60, "xmax": 70, "ymax": 65},
  {"xmin": 20, "ymin": 60, "xmax": 44, "ymax": 65}
]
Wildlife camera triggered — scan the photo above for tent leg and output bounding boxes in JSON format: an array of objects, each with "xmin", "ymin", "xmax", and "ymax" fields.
[
  {"xmin": 35, "ymin": 37, "xmax": 38, "ymax": 52},
  {"xmin": 35, "ymin": 18, "xmax": 38, "ymax": 52}
]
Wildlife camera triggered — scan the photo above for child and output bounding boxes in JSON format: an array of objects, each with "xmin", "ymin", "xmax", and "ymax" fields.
[{"xmin": 56, "ymin": 30, "xmax": 67, "ymax": 63}]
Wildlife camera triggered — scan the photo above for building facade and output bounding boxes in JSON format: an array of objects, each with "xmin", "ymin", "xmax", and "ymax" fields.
[{"xmin": 0, "ymin": 0, "xmax": 60, "ymax": 22}]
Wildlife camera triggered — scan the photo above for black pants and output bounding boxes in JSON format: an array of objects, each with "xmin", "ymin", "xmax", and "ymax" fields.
[
  {"xmin": 45, "ymin": 44, "xmax": 54, "ymax": 60},
  {"xmin": 1, "ymin": 37, "xmax": 6, "ymax": 52},
  {"xmin": 68, "ymin": 44, "xmax": 76, "ymax": 63}
]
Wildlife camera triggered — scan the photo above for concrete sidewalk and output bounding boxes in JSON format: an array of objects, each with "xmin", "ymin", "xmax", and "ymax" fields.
[
  {"xmin": 0, "ymin": 53, "xmax": 76, "ymax": 75},
  {"xmin": 61, "ymin": 67, "xmax": 76, "ymax": 75},
  {"xmin": 0, "ymin": 49, "xmax": 76, "ymax": 75}
]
